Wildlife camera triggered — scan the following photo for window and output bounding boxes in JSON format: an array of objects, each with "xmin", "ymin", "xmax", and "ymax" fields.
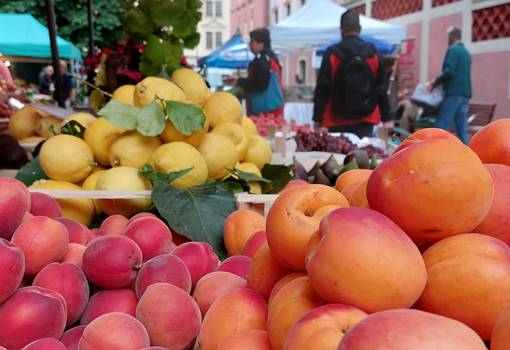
[
  {"xmin": 215, "ymin": 32, "xmax": 223, "ymax": 48},
  {"xmin": 206, "ymin": 1, "xmax": 213, "ymax": 17},
  {"xmin": 215, "ymin": 1, "xmax": 222, "ymax": 18},
  {"xmin": 297, "ymin": 59, "xmax": 307, "ymax": 84},
  {"xmin": 273, "ymin": 8, "xmax": 279, "ymax": 24},
  {"xmin": 286, "ymin": 2, "xmax": 291, "ymax": 16},
  {"xmin": 206, "ymin": 32, "xmax": 213, "ymax": 50}
]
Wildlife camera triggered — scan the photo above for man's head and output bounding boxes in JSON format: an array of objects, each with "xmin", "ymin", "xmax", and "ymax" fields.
[
  {"xmin": 447, "ymin": 26, "xmax": 461, "ymax": 46},
  {"xmin": 45, "ymin": 65, "xmax": 54, "ymax": 75},
  {"xmin": 249, "ymin": 28, "xmax": 271, "ymax": 54},
  {"xmin": 59, "ymin": 60, "xmax": 67, "ymax": 74},
  {"xmin": 341, "ymin": 9, "xmax": 361, "ymax": 38}
]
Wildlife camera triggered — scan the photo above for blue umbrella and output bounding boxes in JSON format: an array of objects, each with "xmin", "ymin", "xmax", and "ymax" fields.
[
  {"xmin": 198, "ymin": 30, "xmax": 253, "ymax": 69},
  {"xmin": 316, "ymin": 35, "xmax": 397, "ymax": 56}
]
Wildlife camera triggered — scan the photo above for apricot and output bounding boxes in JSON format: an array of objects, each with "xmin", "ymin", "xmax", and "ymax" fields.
[
  {"xmin": 192, "ymin": 271, "xmax": 247, "ymax": 316},
  {"xmin": 33, "ymin": 262, "xmax": 90, "ymax": 326},
  {"xmin": 60, "ymin": 243, "xmax": 86, "ymax": 268},
  {"xmin": 198, "ymin": 288, "xmax": 268, "ymax": 350},
  {"xmin": 217, "ymin": 255, "xmax": 252, "ymax": 280},
  {"xmin": 281, "ymin": 179, "xmax": 308, "ymax": 192},
  {"xmin": 367, "ymin": 137, "xmax": 494, "ymax": 241},
  {"xmin": 60, "ymin": 325, "xmax": 85, "ymax": 350},
  {"xmin": 335, "ymin": 169, "xmax": 372, "ymax": 195},
  {"xmin": 469, "ymin": 118, "xmax": 510, "ymax": 165},
  {"xmin": 21, "ymin": 338, "xmax": 66, "ymax": 350},
  {"xmin": 0, "ymin": 286, "xmax": 67, "ymax": 350},
  {"xmin": 82, "ymin": 235, "xmax": 142, "ymax": 288},
  {"xmin": 394, "ymin": 127, "xmax": 458, "ymax": 153},
  {"xmin": 224, "ymin": 209, "xmax": 266, "ymax": 256},
  {"xmin": 135, "ymin": 253, "xmax": 192, "ymax": 298},
  {"xmin": 80, "ymin": 289, "xmax": 137, "ymax": 325},
  {"xmin": 97, "ymin": 214, "xmax": 128, "ymax": 236},
  {"xmin": 0, "ymin": 238, "xmax": 25, "ymax": 304},
  {"xmin": 344, "ymin": 178, "xmax": 369, "ymax": 208},
  {"xmin": 78, "ymin": 312, "xmax": 150, "ymax": 350},
  {"xmin": 136, "ymin": 283, "xmax": 201, "ymax": 350},
  {"xmin": 11, "ymin": 216, "xmax": 69, "ymax": 275},
  {"xmin": 268, "ymin": 272, "xmax": 307, "ymax": 306},
  {"xmin": 337, "ymin": 309, "xmax": 487, "ymax": 350},
  {"xmin": 242, "ymin": 230, "xmax": 267, "ymax": 258},
  {"xmin": 416, "ymin": 233, "xmax": 510, "ymax": 339},
  {"xmin": 30, "ymin": 192, "xmax": 62, "ymax": 218},
  {"xmin": 123, "ymin": 217, "xmax": 173, "ymax": 261},
  {"xmin": 172, "ymin": 242, "xmax": 219, "ymax": 286},
  {"xmin": 284, "ymin": 304, "xmax": 367, "ymax": 350},
  {"xmin": 128, "ymin": 212, "xmax": 157, "ymax": 224},
  {"xmin": 491, "ymin": 304, "xmax": 510, "ymax": 350},
  {"xmin": 306, "ymin": 208, "xmax": 427, "ymax": 313},
  {"xmin": 266, "ymin": 184, "xmax": 349, "ymax": 270},
  {"xmin": 55, "ymin": 217, "xmax": 89, "ymax": 245},
  {"xmin": 218, "ymin": 330, "xmax": 271, "ymax": 350},
  {"xmin": 0, "ymin": 178, "xmax": 30, "ymax": 239}
]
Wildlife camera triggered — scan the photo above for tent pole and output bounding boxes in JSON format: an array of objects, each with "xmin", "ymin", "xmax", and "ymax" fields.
[
  {"xmin": 45, "ymin": 0, "xmax": 65, "ymax": 108},
  {"xmin": 87, "ymin": 0, "xmax": 94, "ymax": 58}
]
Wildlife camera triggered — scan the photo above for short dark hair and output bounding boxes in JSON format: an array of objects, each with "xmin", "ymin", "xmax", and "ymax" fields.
[
  {"xmin": 250, "ymin": 28, "xmax": 271, "ymax": 49},
  {"xmin": 448, "ymin": 27, "xmax": 461, "ymax": 40},
  {"xmin": 341, "ymin": 9, "xmax": 361, "ymax": 32}
]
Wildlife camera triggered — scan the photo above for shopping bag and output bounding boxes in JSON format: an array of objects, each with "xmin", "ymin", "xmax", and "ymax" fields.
[
  {"xmin": 411, "ymin": 83, "xmax": 444, "ymax": 109},
  {"xmin": 249, "ymin": 71, "xmax": 284, "ymax": 115}
]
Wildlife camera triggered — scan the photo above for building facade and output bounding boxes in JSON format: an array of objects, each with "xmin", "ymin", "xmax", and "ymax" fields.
[{"xmin": 231, "ymin": 0, "xmax": 269, "ymax": 38}]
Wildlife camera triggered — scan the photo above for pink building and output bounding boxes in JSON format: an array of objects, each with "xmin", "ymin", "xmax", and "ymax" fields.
[{"xmin": 231, "ymin": 0, "xmax": 269, "ymax": 38}]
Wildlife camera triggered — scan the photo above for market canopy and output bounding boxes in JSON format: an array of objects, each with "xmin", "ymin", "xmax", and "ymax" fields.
[
  {"xmin": 270, "ymin": 0, "xmax": 405, "ymax": 50},
  {"xmin": 198, "ymin": 30, "xmax": 254, "ymax": 69},
  {"xmin": 0, "ymin": 13, "xmax": 82, "ymax": 62}
]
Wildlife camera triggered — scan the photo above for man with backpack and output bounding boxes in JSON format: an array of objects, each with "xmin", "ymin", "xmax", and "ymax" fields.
[{"xmin": 313, "ymin": 10, "xmax": 393, "ymax": 138}]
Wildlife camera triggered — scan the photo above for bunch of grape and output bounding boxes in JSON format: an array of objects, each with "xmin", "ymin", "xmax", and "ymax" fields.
[
  {"xmin": 359, "ymin": 145, "xmax": 388, "ymax": 159},
  {"xmin": 295, "ymin": 130, "xmax": 356, "ymax": 154}
]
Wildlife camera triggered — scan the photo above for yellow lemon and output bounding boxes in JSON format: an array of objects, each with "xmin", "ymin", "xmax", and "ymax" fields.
[
  {"xmin": 39, "ymin": 134, "xmax": 95, "ymax": 183},
  {"xmin": 134, "ymin": 77, "xmax": 186, "ymax": 108},
  {"xmin": 60, "ymin": 112, "xmax": 97, "ymax": 129},
  {"xmin": 112, "ymin": 84, "xmax": 136, "ymax": 105},
  {"xmin": 198, "ymin": 133, "xmax": 238, "ymax": 180},
  {"xmin": 243, "ymin": 134, "xmax": 272, "ymax": 169},
  {"xmin": 160, "ymin": 113, "xmax": 209, "ymax": 148},
  {"xmin": 30, "ymin": 180, "xmax": 95, "ymax": 225},
  {"xmin": 9, "ymin": 107, "xmax": 42, "ymax": 140},
  {"xmin": 36, "ymin": 116, "xmax": 62, "ymax": 138},
  {"xmin": 19, "ymin": 136, "xmax": 46, "ymax": 145},
  {"xmin": 241, "ymin": 116, "xmax": 258, "ymax": 136},
  {"xmin": 151, "ymin": 142, "xmax": 208, "ymax": 189},
  {"xmin": 236, "ymin": 161, "xmax": 263, "ymax": 194},
  {"xmin": 81, "ymin": 169, "xmax": 107, "ymax": 215},
  {"xmin": 171, "ymin": 68, "xmax": 211, "ymax": 105},
  {"xmin": 203, "ymin": 91, "xmax": 243, "ymax": 128},
  {"xmin": 211, "ymin": 122, "xmax": 248, "ymax": 161},
  {"xmin": 84, "ymin": 117, "xmax": 126, "ymax": 166},
  {"xmin": 109, "ymin": 130, "xmax": 162, "ymax": 168}
]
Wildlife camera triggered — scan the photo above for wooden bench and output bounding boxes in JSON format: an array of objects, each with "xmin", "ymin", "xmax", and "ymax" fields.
[{"xmin": 467, "ymin": 101, "xmax": 497, "ymax": 136}]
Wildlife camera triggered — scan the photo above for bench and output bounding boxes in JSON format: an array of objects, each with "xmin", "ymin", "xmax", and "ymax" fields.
[{"xmin": 467, "ymin": 101, "xmax": 497, "ymax": 136}]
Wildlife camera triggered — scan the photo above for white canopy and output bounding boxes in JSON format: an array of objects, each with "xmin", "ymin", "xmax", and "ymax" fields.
[{"xmin": 270, "ymin": 0, "xmax": 406, "ymax": 50}]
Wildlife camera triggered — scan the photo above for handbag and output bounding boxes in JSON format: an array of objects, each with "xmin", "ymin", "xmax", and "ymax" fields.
[{"xmin": 249, "ymin": 70, "xmax": 284, "ymax": 115}]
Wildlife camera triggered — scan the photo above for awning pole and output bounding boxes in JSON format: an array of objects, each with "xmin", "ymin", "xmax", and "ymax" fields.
[
  {"xmin": 45, "ymin": 0, "xmax": 65, "ymax": 107},
  {"xmin": 87, "ymin": 0, "xmax": 94, "ymax": 58}
]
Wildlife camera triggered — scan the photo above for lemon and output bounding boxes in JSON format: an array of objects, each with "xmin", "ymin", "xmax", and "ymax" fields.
[
  {"xmin": 198, "ymin": 133, "xmax": 238, "ymax": 180},
  {"xmin": 211, "ymin": 122, "xmax": 248, "ymax": 161},
  {"xmin": 236, "ymin": 162, "xmax": 263, "ymax": 194},
  {"xmin": 160, "ymin": 112, "xmax": 210, "ymax": 148},
  {"xmin": 203, "ymin": 92, "xmax": 243, "ymax": 128},
  {"xmin": 109, "ymin": 131, "xmax": 162, "ymax": 168},
  {"xmin": 151, "ymin": 142, "xmax": 208, "ymax": 188},
  {"xmin": 61, "ymin": 112, "xmax": 97, "ymax": 129},
  {"xmin": 9, "ymin": 107, "xmax": 42, "ymax": 140},
  {"xmin": 39, "ymin": 134, "xmax": 95, "ymax": 183},
  {"xmin": 241, "ymin": 116, "xmax": 258, "ymax": 136},
  {"xmin": 19, "ymin": 136, "xmax": 46, "ymax": 145},
  {"xmin": 243, "ymin": 134, "xmax": 272, "ymax": 169},
  {"xmin": 95, "ymin": 166, "xmax": 152, "ymax": 217},
  {"xmin": 134, "ymin": 77, "xmax": 186, "ymax": 108},
  {"xmin": 81, "ymin": 169, "xmax": 107, "ymax": 215},
  {"xmin": 36, "ymin": 116, "xmax": 62, "ymax": 138},
  {"xmin": 171, "ymin": 68, "xmax": 211, "ymax": 106},
  {"xmin": 84, "ymin": 117, "xmax": 126, "ymax": 166},
  {"xmin": 30, "ymin": 180, "xmax": 95, "ymax": 225},
  {"xmin": 112, "ymin": 84, "xmax": 136, "ymax": 105}
]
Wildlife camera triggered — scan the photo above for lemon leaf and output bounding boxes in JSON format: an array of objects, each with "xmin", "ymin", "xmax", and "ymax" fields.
[
  {"xmin": 139, "ymin": 165, "xmax": 192, "ymax": 186},
  {"xmin": 166, "ymin": 101, "xmax": 205, "ymax": 136},
  {"xmin": 227, "ymin": 168, "xmax": 271, "ymax": 183},
  {"xmin": 136, "ymin": 100, "xmax": 166, "ymax": 136},
  {"xmin": 60, "ymin": 120, "xmax": 86, "ymax": 139},
  {"xmin": 98, "ymin": 99, "xmax": 139, "ymax": 130},
  {"xmin": 260, "ymin": 164, "xmax": 293, "ymax": 194},
  {"xmin": 15, "ymin": 157, "xmax": 48, "ymax": 186}
]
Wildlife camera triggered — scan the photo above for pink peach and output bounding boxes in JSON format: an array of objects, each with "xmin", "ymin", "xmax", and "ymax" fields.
[
  {"xmin": 172, "ymin": 242, "xmax": 220, "ymax": 286},
  {"xmin": 218, "ymin": 255, "xmax": 252, "ymax": 280},
  {"xmin": 29, "ymin": 192, "xmax": 62, "ymax": 218},
  {"xmin": 80, "ymin": 289, "xmax": 137, "ymax": 325},
  {"xmin": 0, "ymin": 238, "xmax": 25, "ymax": 304},
  {"xmin": 123, "ymin": 217, "xmax": 173, "ymax": 261}
]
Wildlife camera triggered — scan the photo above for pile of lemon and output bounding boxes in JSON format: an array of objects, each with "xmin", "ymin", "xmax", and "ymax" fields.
[{"xmin": 22, "ymin": 69, "xmax": 272, "ymax": 226}]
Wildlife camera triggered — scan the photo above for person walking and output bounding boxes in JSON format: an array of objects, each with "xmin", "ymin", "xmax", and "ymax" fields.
[
  {"xmin": 313, "ymin": 10, "xmax": 393, "ymax": 138},
  {"xmin": 38, "ymin": 65, "xmax": 54, "ymax": 95},
  {"xmin": 429, "ymin": 27, "xmax": 472, "ymax": 144}
]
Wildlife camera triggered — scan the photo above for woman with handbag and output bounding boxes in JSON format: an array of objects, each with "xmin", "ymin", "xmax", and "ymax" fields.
[{"xmin": 237, "ymin": 28, "xmax": 284, "ymax": 119}]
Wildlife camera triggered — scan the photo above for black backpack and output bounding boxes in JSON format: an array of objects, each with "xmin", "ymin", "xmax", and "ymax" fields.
[{"xmin": 330, "ymin": 43, "xmax": 378, "ymax": 119}]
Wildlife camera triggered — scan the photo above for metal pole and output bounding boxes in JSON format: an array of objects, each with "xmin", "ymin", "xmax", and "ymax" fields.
[
  {"xmin": 45, "ymin": 0, "xmax": 65, "ymax": 107},
  {"xmin": 87, "ymin": 0, "xmax": 94, "ymax": 58}
]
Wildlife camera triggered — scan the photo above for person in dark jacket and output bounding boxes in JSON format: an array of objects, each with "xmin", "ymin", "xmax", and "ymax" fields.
[
  {"xmin": 237, "ymin": 28, "xmax": 284, "ymax": 118},
  {"xmin": 430, "ymin": 27, "xmax": 472, "ymax": 144},
  {"xmin": 38, "ymin": 65, "xmax": 54, "ymax": 95},
  {"xmin": 313, "ymin": 10, "xmax": 393, "ymax": 138}
]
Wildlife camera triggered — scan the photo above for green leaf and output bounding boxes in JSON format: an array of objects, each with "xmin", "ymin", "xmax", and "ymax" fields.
[
  {"xmin": 166, "ymin": 101, "xmax": 205, "ymax": 136},
  {"xmin": 98, "ymin": 99, "xmax": 140, "ymax": 130},
  {"xmin": 227, "ymin": 168, "xmax": 271, "ymax": 183},
  {"xmin": 15, "ymin": 157, "xmax": 48, "ymax": 186},
  {"xmin": 136, "ymin": 100, "xmax": 166, "ymax": 136},
  {"xmin": 139, "ymin": 164, "xmax": 192, "ymax": 186},
  {"xmin": 145, "ymin": 34, "xmax": 180, "ymax": 67},
  {"xmin": 139, "ymin": 59, "xmax": 161, "ymax": 77},
  {"xmin": 152, "ymin": 182, "xmax": 238, "ymax": 259},
  {"xmin": 183, "ymin": 32, "xmax": 201, "ymax": 49},
  {"xmin": 123, "ymin": 9, "xmax": 153, "ymax": 38},
  {"xmin": 60, "ymin": 120, "xmax": 86, "ymax": 139},
  {"xmin": 260, "ymin": 164, "xmax": 293, "ymax": 194},
  {"xmin": 173, "ymin": 12, "xmax": 197, "ymax": 37},
  {"xmin": 221, "ymin": 178, "xmax": 247, "ymax": 194},
  {"xmin": 150, "ymin": 0, "xmax": 182, "ymax": 26}
]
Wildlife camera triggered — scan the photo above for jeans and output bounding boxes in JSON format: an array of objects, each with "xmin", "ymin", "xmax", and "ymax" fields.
[{"xmin": 435, "ymin": 95, "xmax": 469, "ymax": 144}]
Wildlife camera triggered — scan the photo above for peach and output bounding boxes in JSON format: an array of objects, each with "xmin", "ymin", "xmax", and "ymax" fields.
[
  {"xmin": 306, "ymin": 208, "xmax": 427, "ymax": 313},
  {"xmin": 86, "ymin": 229, "xmax": 97, "ymax": 244},
  {"xmin": 97, "ymin": 214, "xmax": 128, "ymax": 236},
  {"xmin": 491, "ymin": 304, "xmax": 510, "ymax": 350},
  {"xmin": 80, "ymin": 289, "xmax": 137, "ymax": 325},
  {"xmin": 123, "ymin": 217, "xmax": 173, "ymax": 261},
  {"xmin": 128, "ymin": 212, "xmax": 157, "ymax": 224},
  {"xmin": 136, "ymin": 283, "xmax": 202, "ymax": 350},
  {"xmin": 198, "ymin": 288, "xmax": 268, "ymax": 350},
  {"xmin": 22, "ymin": 211, "xmax": 34, "ymax": 224},
  {"xmin": 60, "ymin": 325, "xmax": 85, "ymax": 350},
  {"xmin": 268, "ymin": 277, "xmax": 324, "ymax": 350},
  {"xmin": 266, "ymin": 184, "xmax": 349, "ymax": 270},
  {"xmin": 218, "ymin": 330, "xmax": 271, "ymax": 350},
  {"xmin": 192, "ymin": 271, "xmax": 247, "ymax": 316},
  {"xmin": 284, "ymin": 304, "xmax": 367, "ymax": 350},
  {"xmin": 172, "ymin": 242, "xmax": 220, "ymax": 286},
  {"xmin": 78, "ymin": 312, "xmax": 150, "ymax": 350},
  {"xmin": 21, "ymin": 338, "xmax": 66, "ymax": 350},
  {"xmin": 217, "ymin": 255, "xmax": 252, "ymax": 280},
  {"xmin": 394, "ymin": 127, "xmax": 458, "ymax": 153},
  {"xmin": 11, "ymin": 216, "xmax": 69, "ymax": 275},
  {"xmin": 172, "ymin": 232, "xmax": 191, "ymax": 245},
  {"xmin": 474, "ymin": 164, "xmax": 510, "ymax": 244},
  {"xmin": 54, "ymin": 217, "xmax": 89, "ymax": 245},
  {"xmin": 281, "ymin": 179, "xmax": 308, "ymax": 192},
  {"xmin": 0, "ymin": 286, "xmax": 67, "ymax": 350},
  {"xmin": 268, "ymin": 272, "xmax": 307, "ymax": 305},
  {"xmin": 224, "ymin": 209, "xmax": 266, "ymax": 256},
  {"xmin": 82, "ymin": 235, "xmax": 142, "ymax": 289},
  {"xmin": 140, "ymin": 348, "xmax": 169, "ymax": 350},
  {"xmin": 242, "ymin": 230, "xmax": 267, "ymax": 258},
  {"xmin": 60, "ymin": 243, "xmax": 86, "ymax": 268},
  {"xmin": 367, "ymin": 137, "xmax": 494, "ymax": 241},
  {"xmin": 415, "ymin": 233, "xmax": 510, "ymax": 339},
  {"xmin": 29, "ymin": 192, "xmax": 62, "ymax": 218},
  {"xmin": 0, "ymin": 178, "xmax": 30, "ymax": 239},
  {"xmin": 247, "ymin": 243, "xmax": 291, "ymax": 299},
  {"xmin": 469, "ymin": 118, "xmax": 510, "ymax": 165},
  {"xmin": 335, "ymin": 169, "xmax": 372, "ymax": 201},
  {"xmin": 0, "ymin": 238, "xmax": 25, "ymax": 304},
  {"xmin": 135, "ymin": 254, "xmax": 192, "ymax": 298},
  {"xmin": 337, "ymin": 309, "xmax": 487, "ymax": 350},
  {"xmin": 33, "ymin": 262, "xmax": 90, "ymax": 326}
]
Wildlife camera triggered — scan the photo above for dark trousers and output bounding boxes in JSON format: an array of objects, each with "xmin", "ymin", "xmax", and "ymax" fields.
[{"xmin": 328, "ymin": 123, "xmax": 374, "ymax": 138}]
